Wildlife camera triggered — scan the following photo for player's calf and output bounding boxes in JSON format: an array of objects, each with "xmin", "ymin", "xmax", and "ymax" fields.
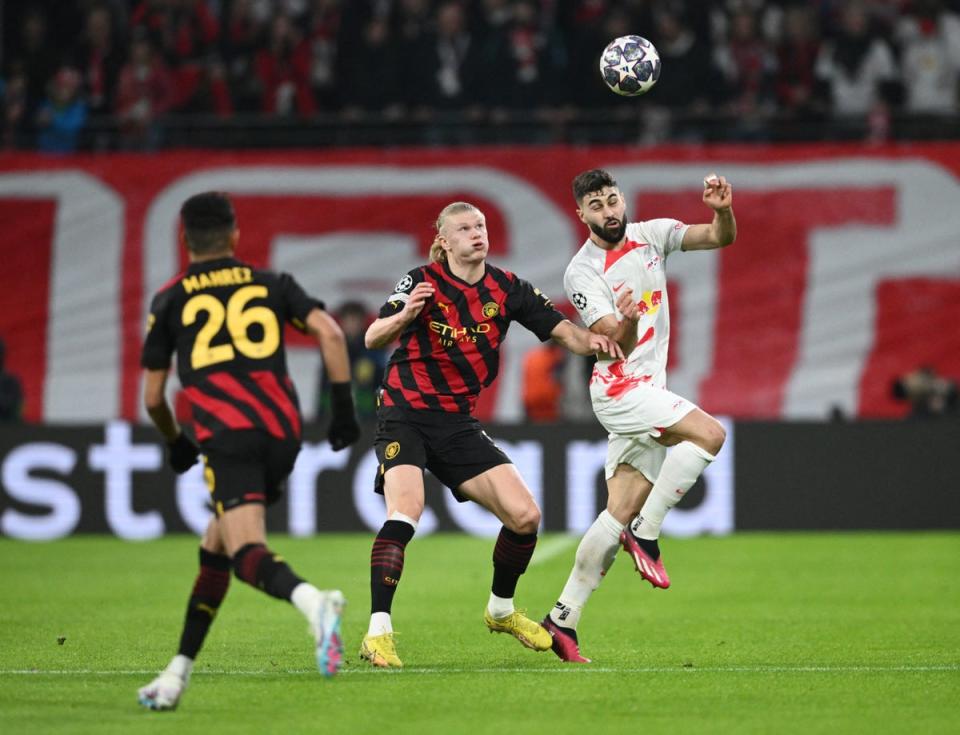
[{"xmin": 232, "ymin": 543, "xmax": 304, "ymax": 600}]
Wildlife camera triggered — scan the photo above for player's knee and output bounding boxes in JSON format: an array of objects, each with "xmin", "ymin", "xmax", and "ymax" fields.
[
  {"xmin": 510, "ymin": 504, "xmax": 541, "ymax": 535},
  {"xmin": 700, "ymin": 419, "xmax": 726, "ymax": 455}
]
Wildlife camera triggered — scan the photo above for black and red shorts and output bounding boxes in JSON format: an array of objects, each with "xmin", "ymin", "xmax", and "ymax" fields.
[
  {"xmin": 373, "ymin": 405, "xmax": 511, "ymax": 502},
  {"xmin": 201, "ymin": 430, "xmax": 300, "ymax": 516}
]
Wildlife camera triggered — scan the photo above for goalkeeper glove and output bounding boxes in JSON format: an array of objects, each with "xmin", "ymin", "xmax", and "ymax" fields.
[
  {"xmin": 167, "ymin": 432, "xmax": 199, "ymax": 473},
  {"xmin": 328, "ymin": 382, "xmax": 361, "ymax": 451}
]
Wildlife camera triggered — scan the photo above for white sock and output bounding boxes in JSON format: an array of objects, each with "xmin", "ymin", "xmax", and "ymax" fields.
[
  {"xmin": 165, "ymin": 654, "xmax": 194, "ymax": 682},
  {"xmin": 367, "ymin": 611, "xmax": 393, "ymax": 637},
  {"xmin": 487, "ymin": 592, "xmax": 514, "ymax": 619},
  {"xmin": 550, "ymin": 510, "xmax": 624, "ymax": 630},
  {"xmin": 290, "ymin": 582, "xmax": 323, "ymax": 622},
  {"xmin": 388, "ymin": 510, "xmax": 419, "ymax": 532},
  {"xmin": 634, "ymin": 442, "xmax": 715, "ymax": 540}
]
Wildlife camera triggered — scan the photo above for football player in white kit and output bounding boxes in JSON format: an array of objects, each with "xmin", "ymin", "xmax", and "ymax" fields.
[{"xmin": 542, "ymin": 168, "xmax": 736, "ymax": 662}]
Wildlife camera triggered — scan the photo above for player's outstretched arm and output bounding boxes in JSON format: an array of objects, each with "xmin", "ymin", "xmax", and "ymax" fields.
[
  {"xmin": 306, "ymin": 307, "xmax": 360, "ymax": 450},
  {"xmin": 143, "ymin": 368, "xmax": 198, "ymax": 473},
  {"xmin": 365, "ymin": 281, "xmax": 435, "ymax": 349},
  {"xmin": 550, "ymin": 320, "xmax": 624, "ymax": 360},
  {"xmin": 306, "ymin": 307, "xmax": 350, "ymax": 382},
  {"xmin": 681, "ymin": 173, "xmax": 737, "ymax": 252}
]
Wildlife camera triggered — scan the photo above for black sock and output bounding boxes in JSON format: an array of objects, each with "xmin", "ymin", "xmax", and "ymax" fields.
[
  {"xmin": 232, "ymin": 543, "xmax": 304, "ymax": 601},
  {"xmin": 370, "ymin": 520, "xmax": 416, "ymax": 614},
  {"xmin": 491, "ymin": 526, "xmax": 537, "ymax": 599},
  {"xmin": 636, "ymin": 535, "xmax": 661, "ymax": 561},
  {"xmin": 178, "ymin": 548, "xmax": 231, "ymax": 659}
]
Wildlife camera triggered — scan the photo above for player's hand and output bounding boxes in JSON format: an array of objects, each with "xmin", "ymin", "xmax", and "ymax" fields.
[
  {"xmin": 587, "ymin": 333, "xmax": 624, "ymax": 360},
  {"xmin": 328, "ymin": 382, "xmax": 361, "ymax": 451},
  {"xmin": 402, "ymin": 282, "xmax": 435, "ymax": 322},
  {"xmin": 616, "ymin": 288, "xmax": 639, "ymax": 322},
  {"xmin": 167, "ymin": 432, "xmax": 199, "ymax": 474},
  {"xmin": 702, "ymin": 173, "xmax": 733, "ymax": 211}
]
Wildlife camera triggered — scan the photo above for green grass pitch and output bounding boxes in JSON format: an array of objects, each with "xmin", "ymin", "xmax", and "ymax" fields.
[{"xmin": 1, "ymin": 532, "xmax": 958, "ymax": 734}]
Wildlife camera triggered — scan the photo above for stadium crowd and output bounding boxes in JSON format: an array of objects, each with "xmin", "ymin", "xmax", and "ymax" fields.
[{"xmin": 2, "ymin": 0, "xmax": 960, "ymax": 149}]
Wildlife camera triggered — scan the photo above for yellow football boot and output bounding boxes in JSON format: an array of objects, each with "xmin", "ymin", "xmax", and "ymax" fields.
[
  {"xmin": 359, "ymin": 632, "xmax": 403, "ymax": 668},
  {"xmin": 483, "ymin": 609, "xmax": 552, "ymax": 651}
]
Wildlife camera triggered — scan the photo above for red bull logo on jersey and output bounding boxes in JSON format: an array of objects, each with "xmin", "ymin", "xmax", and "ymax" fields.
[{"xmin": 636, "ymin": 290, "xmax": 662, "ymax": 317}]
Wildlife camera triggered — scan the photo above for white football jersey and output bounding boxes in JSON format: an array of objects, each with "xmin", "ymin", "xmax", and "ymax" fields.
[{"xmin": 564, "ymin": 219, "xmax": 688, "ymax": 389}]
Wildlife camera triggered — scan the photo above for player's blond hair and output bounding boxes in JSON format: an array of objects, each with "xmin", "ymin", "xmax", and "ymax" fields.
[{"xmin": 429, "ymin": 202, "xmax": 481, "ymax": 263}]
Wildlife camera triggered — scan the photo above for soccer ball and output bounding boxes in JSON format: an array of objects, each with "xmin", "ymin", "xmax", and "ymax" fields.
[{"xmin": 599, "ymin": 35, "xmax": 661, "ymax": 97}]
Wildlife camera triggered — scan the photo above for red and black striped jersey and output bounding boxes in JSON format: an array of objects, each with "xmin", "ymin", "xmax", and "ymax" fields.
[
  {"xmin": 378, "ymin": 261, "xmax": 565, "ymax": 413},
  {"xmin": 141, "ymin": 257, "xmax": 322, "ymax": 444}
]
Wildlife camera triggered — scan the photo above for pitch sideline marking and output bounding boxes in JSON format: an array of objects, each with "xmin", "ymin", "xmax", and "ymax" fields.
[{"xmin": 2, "ymin": 665, "xmax": 958, "ymax": 676}]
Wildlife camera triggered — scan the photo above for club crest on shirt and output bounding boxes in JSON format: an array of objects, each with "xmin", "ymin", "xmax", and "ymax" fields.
[
  {"xmin": 394, "ymin": 275, "xmax": 413, "ymax": 292},
  {"xmin": 482, "ymin": 301, "xmax": 499, "ymax": 318},
  {"xmin": 385, "ymin": 441, "xmax": 400, "ymax": 460}
]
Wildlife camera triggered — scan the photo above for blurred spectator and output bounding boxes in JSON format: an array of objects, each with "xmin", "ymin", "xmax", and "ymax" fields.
[
  {"xmin": 132, "ymin": 0, "xmax": 227, "ymax": 113},
  {"xmin": 115, "ymin": 34, "xmax": 176, "ymax": 149},
  {"xmin": 304, "ymin": 0, "xmax": 345, "ymax": 109},
  {"xmin": 73, "ymin": 4, "xmax": 126, "ymax": 116},
  {"xmin": 650, "ymin": 7, "xmax": 720, "ymax": 113},
  {"xmin": 130, "ymin": 0, "xmax": 178, "ymax": 58},
  {"xmin": 1, "ymin": 66, "xmax": 30, "ymax": 149},
  {"xmin": 715, "ymin": 9, "xmax": 778, "ymax": 134},
  {"xmin": 35, "ymin": 68, "xmax": 88, "ymax": 154},
  {"xmin": 425, "ymin": 1, "xmax": 484, "ymax": 109},
  {"xmin": 0, "ymin": 339, "xmax": 24, "ymax": 423},
  {"xmin": 393, "ymin": 0, "xmax": 437, "ymax": 112},
  {"xmin": 343, "ymin": 16, "xmax": 401, "ymax": 113},
  {"xmin": 895, "ymin": 0, "xmax": 960, "ymax": 114},
  {"xmin": 316, "ymin": 302, "xmax": 385, "ymax": 421},
  {"xmin": 892, "ymin": 366, "xmax": 959, "ymax": 418},
  {"xmin": 522, "ymin": 343, "xmax": 566, "ymax": 422},
  {"xmin": 222, "ymin": 0, "xmax": 265, "ymax": 112},
  {"xmin": 814, "ymin": 2, "xmax": 899, "ymax": 118},
  {"xmin": 481, "ymin": 0, "xmax": 565, "ymax": 109},
  {"xmin": 254, "ymin": 14, "xmax": 317, "ymax": 115},
  {"xmin": 11, "ymin": 9, "xmax": 60, "ymax": 116},
  {"xmin": 775, "ymin": 4, "xmax": 825, "ymax": 121}
]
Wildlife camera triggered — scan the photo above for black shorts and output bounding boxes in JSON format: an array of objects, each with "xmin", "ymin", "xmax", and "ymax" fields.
[
  {"xmin": 201, "ymin": 430, "xmax": 300, "ymax": 516},
  {"xmin": 373, "ymin": 405, "xmax": 511, "ymax": 502}
]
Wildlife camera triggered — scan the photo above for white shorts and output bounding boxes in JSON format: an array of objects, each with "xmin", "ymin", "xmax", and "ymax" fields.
[{"xmin": 589, "ymin": 380, "xmax": 696, "ymax": 481}]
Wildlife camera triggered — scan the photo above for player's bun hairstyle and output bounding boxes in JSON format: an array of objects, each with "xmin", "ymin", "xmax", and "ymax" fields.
[
  {"xmin": 180, "ymin": 191, "xmax": 237, "ymax": 254},
  {"xmin": 429, "ymin": 201, "xmax": 481, "ymax": 263},
  {"xmin": 572, "ymin": 169, "xmax": 619, "ymax": 203}
]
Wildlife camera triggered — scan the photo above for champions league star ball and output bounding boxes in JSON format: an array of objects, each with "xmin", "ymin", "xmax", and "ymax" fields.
[{"xmin": 600, "ymin": 35, "xmax": 661, "ymax": 96}]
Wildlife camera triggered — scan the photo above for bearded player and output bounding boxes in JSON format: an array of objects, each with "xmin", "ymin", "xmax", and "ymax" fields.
[{"xmin": 543, "ymin": 168, "xmax": 736, "ymax": 662}]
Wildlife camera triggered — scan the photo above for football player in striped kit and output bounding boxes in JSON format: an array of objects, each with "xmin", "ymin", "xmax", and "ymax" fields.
[
  {"xmin": 137, "ymin": 192, "xmax": 361, "ymax": 708},
  {"xmin": 360, "ymin": 201, "xmax": 623, "ymax": 668}
]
